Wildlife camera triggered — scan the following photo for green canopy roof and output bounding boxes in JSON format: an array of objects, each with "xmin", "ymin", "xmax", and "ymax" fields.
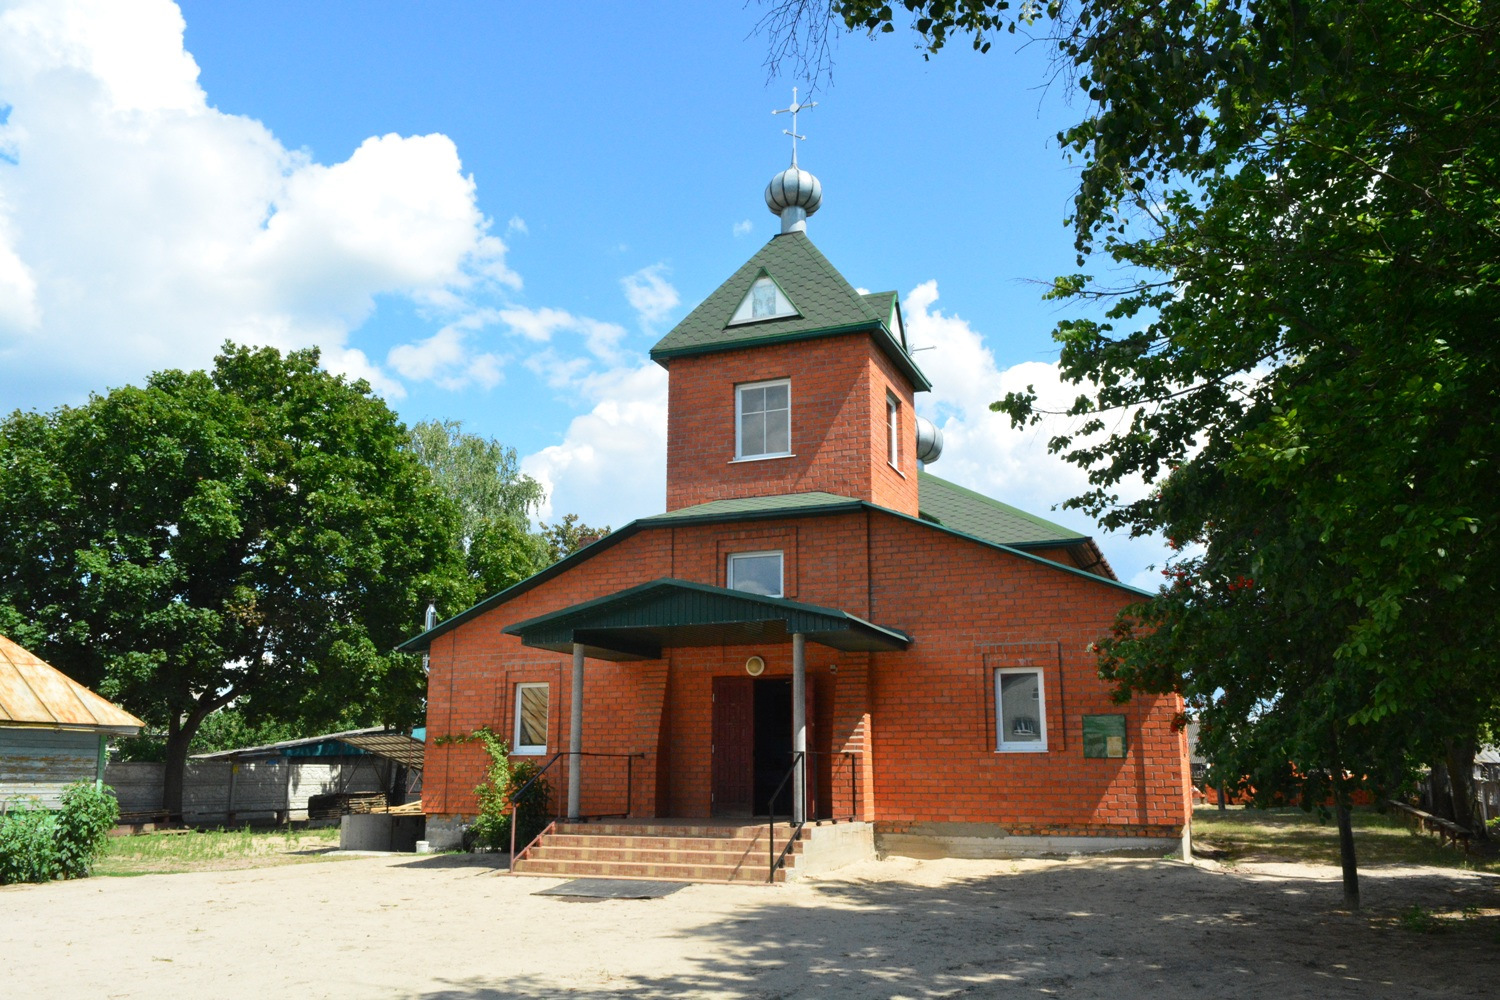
[
  {"xmin": 503, "ymin": 578, "xmax": 912, "ymax": 662},
  {"xmin": 650, "ymin": 232, "xmax": 931, "ymax": 391}
]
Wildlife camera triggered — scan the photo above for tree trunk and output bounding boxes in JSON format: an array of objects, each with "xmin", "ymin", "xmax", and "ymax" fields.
[
  {"xmin": 162, "ymin": 717, "xmax": 191, "ymax": 819},
  {"xmin": 1334, "ymin": 790, "xmax": 1360, "ymax": 910},
  {"xmin": 1444, "ymin": 740, "xmax": 1484, "ymax": 839},
  {"xmin": 1429, "ymin": 759, "xmax": 1453, "ymax": 819},
  {"xmin": 161, "ymin": 691, "xmax": 235, "ymax": 820}
]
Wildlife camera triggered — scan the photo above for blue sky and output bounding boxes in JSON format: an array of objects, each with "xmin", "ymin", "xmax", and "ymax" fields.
[{"xmin": 0, "ymin": 0, "xmax": 1166, "ymax": 587}]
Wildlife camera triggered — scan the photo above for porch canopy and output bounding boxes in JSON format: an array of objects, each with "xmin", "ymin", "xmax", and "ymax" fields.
[{"xmin": 503, "ymin": 578, "xmax": 910, "ymax": 661}]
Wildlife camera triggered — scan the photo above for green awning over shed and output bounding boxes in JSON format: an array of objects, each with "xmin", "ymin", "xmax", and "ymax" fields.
[{"xmin": 503, "ymin": 578, "xmax": 911, "ymax": 661}]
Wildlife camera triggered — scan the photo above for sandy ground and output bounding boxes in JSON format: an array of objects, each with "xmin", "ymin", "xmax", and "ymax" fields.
[{"xmin": 5, "ymin": 852, "xmax": 1499, "ymax": 999}]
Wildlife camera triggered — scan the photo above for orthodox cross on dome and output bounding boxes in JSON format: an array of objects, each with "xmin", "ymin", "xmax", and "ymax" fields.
[{"xmin": 772, "ymin": 87, "xmax": 817, "ymax": 167}]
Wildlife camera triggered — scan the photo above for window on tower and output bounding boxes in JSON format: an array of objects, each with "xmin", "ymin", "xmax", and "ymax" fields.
[
  {"xmin": 736, "ymin": 379, "xmax": 791, "ymax": 459},
  {"xmin": 887, "ymin": 393, "xmax": 901, "ymax": 468}
]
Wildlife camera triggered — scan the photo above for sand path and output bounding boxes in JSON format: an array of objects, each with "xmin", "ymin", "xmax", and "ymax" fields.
[{"xmin": 5, "ymin": 852, "xmax": 1498, "ymax": 998}]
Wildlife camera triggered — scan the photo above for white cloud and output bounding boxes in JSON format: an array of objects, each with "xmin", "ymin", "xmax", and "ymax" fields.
[
  {"xmin": 620, "ymin": 263, "xmax": 680, "ymax": 330},
  {"xmin": 522, "ymin": 362, "xmax": 668, "ymax": 527},
  {"xmin": 507, "ymin": 215, "xmax": 528, "ymax": 235},
  {"xmin": 0, "ymin": 0, "xmax": 516, "ymax": 404},
  {"xmin": 905, "ymin": 280, "xmax": 1167, "ymax": 587},
  {"xmin": 732, "ymin": 219, "xmax": 754, "ymax": 237},
  {"xmin": 386, "ymin": 316, "xmax": 504, "ymax": 391},
  {"xmin": 498, "ymin": 306, "xmax": 626, "ymax": 364}
]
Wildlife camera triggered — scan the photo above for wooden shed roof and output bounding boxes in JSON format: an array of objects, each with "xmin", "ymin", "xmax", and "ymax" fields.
[{"xmin": 0, "ymin": 634, "xmax": 144, "ymax": 733}]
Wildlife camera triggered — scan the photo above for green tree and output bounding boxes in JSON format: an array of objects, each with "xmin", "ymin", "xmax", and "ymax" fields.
[
  {"xmin": 774, "ymin": 0, "xmax": 1500, "ymax": 906},
  {"xmin": 407, "ymin": 419, "xmax": 549, "ymax": 597},
  {"xmin": 0, "ymin": 344, "xmax": 469, "ymax": 816},
  {"xmin": 540, "ymin": 513, "xmax": 612, "ymax": 563}
]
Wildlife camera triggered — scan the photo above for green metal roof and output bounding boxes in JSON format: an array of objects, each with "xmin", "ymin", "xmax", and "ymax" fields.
[
  {"xmin": 649, "ymin": 232, "xmax": 931, "ymax": 391},
  {"xmin": 641, "ymin": 491, "xmax": 862, "ymax": 523},
  {"xmin": 396, "ymin": 483, "xmax": 1145, "ymax": 655},
  {"xmin": 917, "ymin": 472, "xmax": 1087, "ymax": 548},
  {"xmin": 503, "ymin": 578, "xmax": 912, "ymax": 661}
]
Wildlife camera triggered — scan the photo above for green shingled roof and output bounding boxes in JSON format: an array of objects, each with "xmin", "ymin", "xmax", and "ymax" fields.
[
  {"xmin": 917, "ymin": 471, "xmax": 1088, "ymax": 547},
  {"xmin": 642, "ymin": 491, "xmax": 861, "ymax": 522},
  {"xmin": 650, "ymin": 232, "xmax": 931, "ymax": 391}
]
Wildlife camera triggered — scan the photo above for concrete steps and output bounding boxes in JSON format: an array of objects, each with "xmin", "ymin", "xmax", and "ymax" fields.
[{"xmin": 511, "ymin": 821, "xmax": 803, "ymax": 883}]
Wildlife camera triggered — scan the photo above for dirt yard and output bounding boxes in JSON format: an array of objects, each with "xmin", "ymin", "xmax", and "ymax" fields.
[{"xmin": 5, "ymin": 847, "xmax": 1499, "ymax": 1000}]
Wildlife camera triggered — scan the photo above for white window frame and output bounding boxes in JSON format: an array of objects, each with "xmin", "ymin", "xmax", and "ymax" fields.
[
  {"xmin": 727, "ymin": 550, "xmax": 784, "ymax": 598},
  {"xmin": 886, "ymin": 393, "xmax": 901, "ymax": 469},
  {"xmin": 734, "ymin": 378, "xmax": 792, "ymax": 461},
  {"xmin": 513, "ymin": 682, "xmax": 549, "ymax": 756},
  {"xmin": 995, "ymin": 668, "xmax": 1048, "ymax": 752}
]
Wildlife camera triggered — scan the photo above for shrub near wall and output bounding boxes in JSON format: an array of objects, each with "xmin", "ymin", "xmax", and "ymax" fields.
[{"xmin": 0, "ymin": 782, "xmax": 121, "ymax": 884}]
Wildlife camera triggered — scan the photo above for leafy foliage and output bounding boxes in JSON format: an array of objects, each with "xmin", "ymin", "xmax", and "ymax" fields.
[
  {"xmin": 0, "ymin": 801, "xmax": 59, "ymax": 884},
  {"xmin": 446, "ymin": 727, "xmax": 551, "ymax": 851},
  {"xmin": 540, "ymin": 513, "xmax": 612, "ymax": 564},
  {"xmin": 0, "ymin": 343, "xmax": 470, "ymax": 812},
  {"xmin": 407, "ymin": 420, "xmax": 550, "ymax": 597},
  {"xmin": 53, "ymin": 781, "xmax": 120, "ymax": 879},
  {"xmin": 0, "ymin": 782, "xmax": 119, "ymax": 884}
]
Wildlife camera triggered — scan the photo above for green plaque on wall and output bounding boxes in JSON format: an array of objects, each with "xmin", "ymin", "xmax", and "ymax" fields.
[{"xmin": 1082, "ymin": 715, "xmax": 1127, "ymax": 758}]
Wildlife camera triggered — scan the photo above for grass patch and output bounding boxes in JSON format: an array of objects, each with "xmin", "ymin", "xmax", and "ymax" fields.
[
  {"xmin": 96, "ymin": 825, "xmax": 343, "ymax": 876},
  {"xmin": 1193, "ymin": 806, "xmax": 1500, "ymax": 873}
]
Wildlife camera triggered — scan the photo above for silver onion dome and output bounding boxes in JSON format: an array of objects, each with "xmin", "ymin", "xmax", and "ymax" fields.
[{"xmin": 765, "ymin": 166, "xmax": 822, "ymax": 234}]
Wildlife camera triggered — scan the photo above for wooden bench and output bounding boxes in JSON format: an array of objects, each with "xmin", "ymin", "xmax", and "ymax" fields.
[{"xmin": 1388, "ymin": 799, "xmax": 1474, "ymax": 853}]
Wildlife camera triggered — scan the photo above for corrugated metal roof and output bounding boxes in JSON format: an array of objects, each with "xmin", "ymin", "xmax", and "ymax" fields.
[
  {"xmin": 0, "ymin": 633, "xmax": 144, "ymax": 733},
  {"xmin": 504, "ymin": 578, "xmax": 911, "ymax": 661},
  {"xmin": 193, "ymin": 726, "xmax": 424, "ymax": 769},
  {"xmin": 649, "ymin": 232, "xmax": 931, "ymax": 391}
]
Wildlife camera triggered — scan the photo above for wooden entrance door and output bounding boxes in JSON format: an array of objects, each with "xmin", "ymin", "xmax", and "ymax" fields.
[{"xmin": 711, "ymin": 676, "xmax": 754, "ymax": 817}]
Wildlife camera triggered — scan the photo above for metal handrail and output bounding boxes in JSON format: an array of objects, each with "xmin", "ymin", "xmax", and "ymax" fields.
[
  {"xmin": 507, "ymin": 750, "xmax": 647, "ymax": 865},
  {"xmin": 766, "ymin": 750, "xmax": 806, "ymax": 882},
  {"xmin": 801, "ymin": 749, "xmax": 860, "ymax": 822}
]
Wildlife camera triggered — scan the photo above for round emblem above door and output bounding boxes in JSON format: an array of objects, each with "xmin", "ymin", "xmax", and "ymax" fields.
[{"xmin": 744, "ymin": 655, "xmax": 765, "ymax": 677}]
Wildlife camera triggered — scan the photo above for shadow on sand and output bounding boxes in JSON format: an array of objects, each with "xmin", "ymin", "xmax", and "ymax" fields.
[{"xmin": 403, "ymin": 858, "xmax": 1500, "ymax": 999}]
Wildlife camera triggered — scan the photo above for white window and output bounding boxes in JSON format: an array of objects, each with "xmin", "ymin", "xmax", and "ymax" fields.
[
  {"xmin": 995, "ymin": 669, "xmax": 1047, "ymax": 752},
  {"xmin": 729, "ymin": 275, "xmax": 798, "ymax": 325},
  {"xmin": 513, "ymin": 682, "xmax": 549, "ymax": 755},
  {"xmin": 736, "ymin": 379, "xmax": 791, "ymax": 459},
  {"xmin": 886, "ymin": 393, "xmax": 900, "ymax": 468},
  {"xmin": 727, "ymin": 550, "xmax": 784, "ymax": 597}
]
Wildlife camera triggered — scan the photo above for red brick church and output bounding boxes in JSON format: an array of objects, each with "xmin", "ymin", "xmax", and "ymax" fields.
[{"xmin": 405, "ymin": 142, "xmax": 1191, "ymax": 878}]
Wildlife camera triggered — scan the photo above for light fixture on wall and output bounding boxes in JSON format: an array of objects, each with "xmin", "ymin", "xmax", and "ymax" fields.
[{"xmin": 745, "ymin": 655, "xmax": 765, "ymax": 677}]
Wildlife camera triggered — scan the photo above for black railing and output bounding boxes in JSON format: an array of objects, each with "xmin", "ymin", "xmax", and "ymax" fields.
[
  {"xmin": 804, "ymin": 749, "xmax": 860, "ymax": 822},
  {"xmin": 766, "ymin": 751, "xmax": 806, "ymax": 882},
  {"xmin": 508, "ymin": 750, "xmax": 647, "ymax": 866}
]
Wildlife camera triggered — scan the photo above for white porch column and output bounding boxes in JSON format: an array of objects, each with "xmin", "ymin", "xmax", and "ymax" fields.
[
  {"xmin": 792, "ymin": 632, "xmax": 807, "ymax": 824},
  {"xmin": 568, "ymin": 642, "xmax": 584, "ymax": 820}
]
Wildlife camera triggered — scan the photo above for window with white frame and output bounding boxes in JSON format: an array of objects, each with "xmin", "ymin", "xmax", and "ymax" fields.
[
  {"xmin": 727, "ymin": 550, "xmax": 784, "ymax": 597},
  {"xmin": 995, "ymin": 668, "xmax": 1047, "ymax": 751},
  {"xmin": 886, "ymin": 393, "xmax": 900, "ymax": 468},
  {"xmin": 513, "ymin": 682, "xmax": 549, "ymax": 755},
  {"xmin": 736, "ymin": 379, "xmax": 791, "ymax": 459}
]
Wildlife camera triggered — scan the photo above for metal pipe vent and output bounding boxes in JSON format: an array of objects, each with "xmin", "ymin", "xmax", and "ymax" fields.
[{"xmin": 916, "ymin": 416, "xmax": 943, "ymax": 464}]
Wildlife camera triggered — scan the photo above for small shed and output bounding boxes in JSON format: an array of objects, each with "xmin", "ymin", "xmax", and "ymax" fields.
[
  {"xmin": 188, "ymin": 726, "xmax": 424, "ymax": 821},
  {"xmin": 0, "ymin": 633, "xmax": 143, "ymax": 809}
]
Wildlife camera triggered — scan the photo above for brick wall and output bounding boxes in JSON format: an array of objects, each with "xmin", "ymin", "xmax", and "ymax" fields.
[
  {"xmin": 422, "ymin": 509, "xmax": 1188, "ymax": 839},
  {"xmin": 663, "ymin": 333, "xmax": 919, "ymax": 514}
]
